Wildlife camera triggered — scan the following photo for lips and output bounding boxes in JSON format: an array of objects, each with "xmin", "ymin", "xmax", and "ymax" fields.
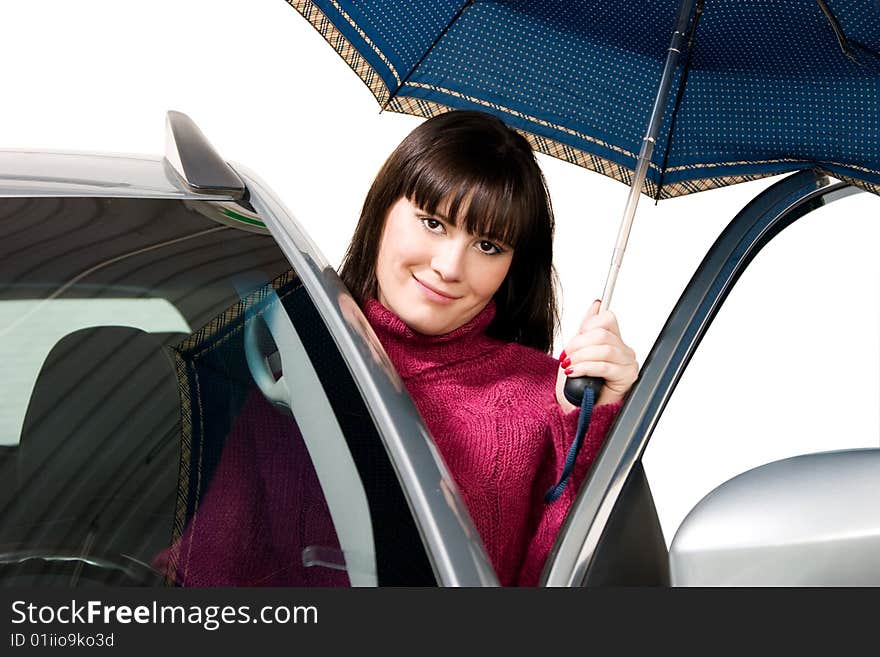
[{"xmin": 412, "ymin": 275, "xmax": 460, "ymax": 300}]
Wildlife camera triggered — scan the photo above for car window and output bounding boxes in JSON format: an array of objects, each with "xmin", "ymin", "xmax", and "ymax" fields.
[
  {"xmin": 0, "ymin": 196, "xmax": 433, "ymax": 587},
  {"xmin": 642, "ymin": 192, "xmax": 880, "ymax": 545}
]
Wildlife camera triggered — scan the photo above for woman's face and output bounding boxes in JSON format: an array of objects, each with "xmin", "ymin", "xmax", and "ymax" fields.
[{"xmin": 376, "ymin": 196, "xmax": 514, "ymax": 335}]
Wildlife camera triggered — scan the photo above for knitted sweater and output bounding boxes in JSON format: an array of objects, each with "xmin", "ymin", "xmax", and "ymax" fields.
[
  {"xmin": 154, "ymin": 298, "xmax": 621, "ymax": 587},
  {"xmin": 363, "ymin": 299, "xmax": 622, "ymax": 586}
]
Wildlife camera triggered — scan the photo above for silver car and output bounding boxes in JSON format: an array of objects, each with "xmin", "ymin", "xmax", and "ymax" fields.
[{"xmin": 0, "ymin": 112, "xmax": 875, "ymax": 587}]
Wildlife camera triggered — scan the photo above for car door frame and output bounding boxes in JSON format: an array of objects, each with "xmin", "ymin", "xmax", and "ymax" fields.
[{"xmin": 542, "ymin": 168, "xmax": 868, "ymax": 586}]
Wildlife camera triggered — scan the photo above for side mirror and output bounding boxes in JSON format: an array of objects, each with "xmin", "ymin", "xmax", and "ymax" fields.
[{"xmin": 669, "ymin": 449, "xmax": 880, "ymax": 586}]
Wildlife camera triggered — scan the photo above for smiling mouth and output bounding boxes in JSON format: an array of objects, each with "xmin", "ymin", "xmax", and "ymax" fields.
[{"xmin": 412, "ymin": 275, "xmax": 460, "ymax": 300}]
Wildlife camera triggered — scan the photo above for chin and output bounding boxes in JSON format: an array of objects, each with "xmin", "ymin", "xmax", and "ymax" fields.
[{"xmin": 381, "ymin": 287, "xmax": 474, "ymax": 336}]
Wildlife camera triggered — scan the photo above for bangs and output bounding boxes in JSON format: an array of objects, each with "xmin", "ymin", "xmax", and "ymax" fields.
[{"xmin": 403, "ymin": 155, "xmax": 540, "ymax": 249}]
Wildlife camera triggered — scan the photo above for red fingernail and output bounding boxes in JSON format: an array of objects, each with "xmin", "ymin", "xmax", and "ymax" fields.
[
  {"xmin": 560, "ymin": 358, "xmax": 571, "ymax": 369},
  {"xmin": 564, "ymin": 368, "xmax": 574, "ymax": 375},
  {"xmin": 559, "ymin": 350, "xmax": 567, "ymax": 360}
]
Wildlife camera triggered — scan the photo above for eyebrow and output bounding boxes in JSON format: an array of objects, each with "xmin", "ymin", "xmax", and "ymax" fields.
[
  {"xmin": 417, "ymin": 203, "xmax": 510, "ymax": 244},
  {"xmin": 418, "ymin": 208, "xmax": 451, "ymax": 222}
]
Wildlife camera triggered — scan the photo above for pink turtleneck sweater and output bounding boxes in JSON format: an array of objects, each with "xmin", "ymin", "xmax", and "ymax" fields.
[
  {"xmin": 155, "ymin": 297, "xmax": 621, "ymax": 588},
  {"xmin": 363, "ymin": 299, "xmax": 622, "ymax": 586}
]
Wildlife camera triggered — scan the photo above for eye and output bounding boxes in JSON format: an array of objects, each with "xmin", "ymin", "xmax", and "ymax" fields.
[
  {"xmin": 420, "ymin": 217, "xmax": 445, "ymax": 234},
  {"xmin": 476, "ymin": 239, "xmax": 503, "ymax": 255}
]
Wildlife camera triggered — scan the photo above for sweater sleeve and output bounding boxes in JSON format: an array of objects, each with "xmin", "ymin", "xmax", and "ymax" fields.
[
  {"xmin": 152, "ymin": 391, "xmax": 348, "ymax": 587},
  {"xmin": 515, "ymin": 399, "xmax": 623, "ymax": 586}
]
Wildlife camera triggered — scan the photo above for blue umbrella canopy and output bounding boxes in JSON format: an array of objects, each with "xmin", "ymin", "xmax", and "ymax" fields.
[{"xmin": 288, "ymin": 0, "xmax": 880, "ymax": 198}]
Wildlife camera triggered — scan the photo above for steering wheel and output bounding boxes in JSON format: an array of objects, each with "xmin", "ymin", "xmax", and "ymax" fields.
[{"xmin": 0, "ymin": 550, "xmax": 166, "ymax": 587}]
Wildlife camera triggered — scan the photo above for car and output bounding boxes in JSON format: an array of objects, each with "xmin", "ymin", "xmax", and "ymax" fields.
[{"xmin": 0, "ymin": 112, "xmax": 876, "ymax": 587}]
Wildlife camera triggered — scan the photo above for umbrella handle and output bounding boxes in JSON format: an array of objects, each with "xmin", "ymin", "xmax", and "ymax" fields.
[
  {"xmin": 563, "ymin": 375, "xmax": 604, "ymax": 407},
  {"xmin": 563, "ymin": 291, "xmax": 611, "ymax": 406}
]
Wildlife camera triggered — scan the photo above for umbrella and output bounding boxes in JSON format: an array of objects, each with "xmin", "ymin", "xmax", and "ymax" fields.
[
  {"xmin": 286, "ymin": 0, "xmax": 879, "ymax": 344},
  {"xmin": 287, "ymin": 0, "xmax": 879, "ymax": 199},
  {"xmin": 286, "ymin": 0, "xmax": 879, "ymax": 487}
]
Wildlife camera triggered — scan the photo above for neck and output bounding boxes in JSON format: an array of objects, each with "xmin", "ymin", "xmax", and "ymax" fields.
[{"xmin": 362, "ymin": 298, "xmax": 499, "ymax": 379}]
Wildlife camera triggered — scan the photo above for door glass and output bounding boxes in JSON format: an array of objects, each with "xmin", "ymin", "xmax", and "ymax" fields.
[
  {"xmin": 643, "ymin": 192, "xmax": 880, "ymax": 544},
  {"xmin": 0, "ymin": 196, "xmax": 416, "ymax": 587}
]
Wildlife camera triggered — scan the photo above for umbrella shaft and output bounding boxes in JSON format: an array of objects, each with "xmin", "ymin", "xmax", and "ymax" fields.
[
  {"xmin": 601, "ymin": 135, "xmax": 656, "ymax": 312},
  {"xmin": 599, "ymin": 249, "xmax": 624, "ymax": 313},
  {"xmin": 598, "ymin": 0, "xmax": 699, "ymax": 312}
]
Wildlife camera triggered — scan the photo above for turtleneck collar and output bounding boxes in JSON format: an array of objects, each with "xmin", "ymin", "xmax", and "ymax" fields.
[{"xmin": 363, "ymin": 298, "xmax": 501, "ymax": 379}]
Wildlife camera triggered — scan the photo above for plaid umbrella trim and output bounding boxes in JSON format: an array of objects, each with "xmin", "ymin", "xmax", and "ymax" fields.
[
  {"xmin": 386, "ymin": 94, "xmax": 653, "ymax": 195},
  {"xmin": 403, "ymin": 81, "xmax": 649, "ymax": 169},
  {"xmin": 163, "ymin": 270, "xmax": 299, "ymax": 586},
  {"xmin": 289, "ymin": 0, "xmax": 394, "ymax": 106},
  {"xmin": 287, "ymin": 0, "xmax": 879, "ymax": 200},
  {"xmin": 824, "ymin": 171, "xmax": 880, "ymax": 196},
  {"xmin": 163, "ymin": 350, "xmax": 194, "ymax": 586},
  {"xmin": 388, "ymin": 95, "xmax": 782, "ymax": 199},
  {"xmin": 666, "ymin": 157, "xmax": 880, "ymax": 184}
]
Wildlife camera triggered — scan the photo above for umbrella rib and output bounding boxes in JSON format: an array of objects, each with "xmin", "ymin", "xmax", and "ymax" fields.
[
  {"xmin": 814, "ymin": 0, "xmax": 859, "ymax": 65},
  {"xmin": 382, "ymin": 0, "xmax": 475, "ymax": 111},
  {"xmin": 654, "ymin": 0, "xmax": 705, "ymax": 201}
]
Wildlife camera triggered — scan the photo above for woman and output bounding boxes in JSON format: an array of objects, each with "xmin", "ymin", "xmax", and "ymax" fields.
[
  {"xmin": 341, "ymin": 110, "xmax": 638, "ymax": 585},
  {"xmin": 156, "ymin": 110, "xmax": 637, "ymax": 588}
]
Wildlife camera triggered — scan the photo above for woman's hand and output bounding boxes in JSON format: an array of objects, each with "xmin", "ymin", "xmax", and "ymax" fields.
[{"xmin": 555, "ymin": 299, "xmax": 639, "ymax": 410}]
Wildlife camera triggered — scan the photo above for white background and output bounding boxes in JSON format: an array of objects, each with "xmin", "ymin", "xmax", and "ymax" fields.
[{"xmin": 3, "ymin": 0, "xmax": 878, "ymax": 543}]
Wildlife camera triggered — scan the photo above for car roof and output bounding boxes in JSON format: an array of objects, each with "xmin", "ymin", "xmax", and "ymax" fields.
[{"xmin": 0, "ymin": 150, "xmax": 237, "ymax": 200}]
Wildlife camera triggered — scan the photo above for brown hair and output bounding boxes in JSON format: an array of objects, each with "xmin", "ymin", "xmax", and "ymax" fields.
[{"xmin": 339, "ymin": 110, "xmax": 559, "ymax": 352}]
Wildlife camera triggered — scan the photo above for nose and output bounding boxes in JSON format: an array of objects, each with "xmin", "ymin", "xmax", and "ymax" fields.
[{"xmin": 431, "ymin": 239, "xmax": 467, "ymax": 282}]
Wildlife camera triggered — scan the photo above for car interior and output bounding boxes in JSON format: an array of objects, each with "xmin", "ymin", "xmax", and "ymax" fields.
[{"xmin": 0, "ymin": 196, "xmax": 434, "ymax": 587}]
